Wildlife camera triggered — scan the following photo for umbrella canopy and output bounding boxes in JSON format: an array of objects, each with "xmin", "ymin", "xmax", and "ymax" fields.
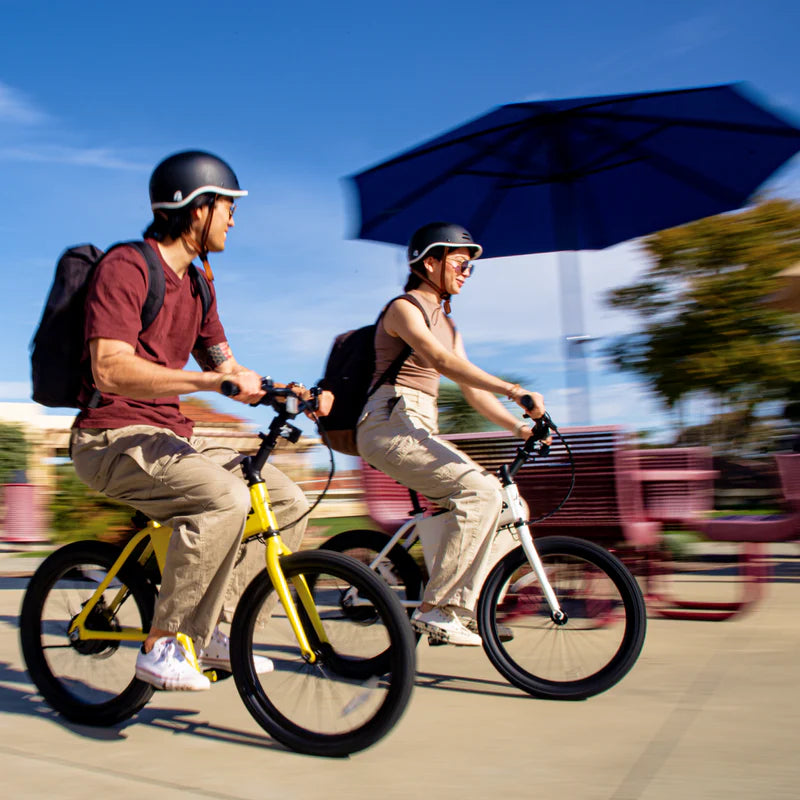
[{"xmin": 351, "ymin": 83, "xmax": 800, "ymax": 258}]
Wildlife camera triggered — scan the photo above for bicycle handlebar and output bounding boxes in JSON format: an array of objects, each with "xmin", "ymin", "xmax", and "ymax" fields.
[
  {"xmin": 518, "ymin": 393, "xmax": 554, "ymax": 446},
  {"xmin": 221, "ymin": 377, "xmax": 322, "ymax": 417}
]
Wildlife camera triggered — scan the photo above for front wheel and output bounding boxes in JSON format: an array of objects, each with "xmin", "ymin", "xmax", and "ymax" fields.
[
  {"xmin": 229, "ymin": 550, "xmax": 416, "ymax": 757},
  {"xmin": 19, "ymin": 540, "xmax": 157, "ymax": 725},
  {"xmin": 478, "ymin": 536, "xmax": 646, "ymax": 700}
]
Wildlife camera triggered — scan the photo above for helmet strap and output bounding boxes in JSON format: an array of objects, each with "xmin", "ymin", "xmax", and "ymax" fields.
[
  {"xmin": 181, "ymin": 197, "xmax": 216, "ymax": 281},
  {"xmin": 439, "ymin": 246, "xmax": 452, "ymax": 315},
  {"xmin": 412, "ymin": 267, "xmax": 452, "ymax": 314},
  {"xmin": 412, "ymin": 247, "xmax": 452, "ymax": 315}
]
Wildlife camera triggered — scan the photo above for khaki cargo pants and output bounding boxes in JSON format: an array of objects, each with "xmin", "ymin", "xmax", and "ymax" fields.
[
  {"xmin": 357, "ymin": 385, "xmax": 513, "ymax": 614},
  {"xmin": 71, "ymin": 425, "xmax": 308, "ymax": 647}
]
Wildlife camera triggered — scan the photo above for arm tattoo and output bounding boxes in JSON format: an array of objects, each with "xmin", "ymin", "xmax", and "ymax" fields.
[{"xmin": 193, "ymin": 341, "xmax": 233, "ymax": 371}]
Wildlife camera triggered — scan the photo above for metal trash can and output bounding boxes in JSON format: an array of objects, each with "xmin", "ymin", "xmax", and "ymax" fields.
[{"xmin": 2, "ymin": 483, "xmax": 45, "ymax": 543}]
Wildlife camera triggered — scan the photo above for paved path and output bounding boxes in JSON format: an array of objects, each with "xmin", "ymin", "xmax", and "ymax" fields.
[{"xmin": 0, "ymin": 556, "xmax": 798, "ymax": 800}]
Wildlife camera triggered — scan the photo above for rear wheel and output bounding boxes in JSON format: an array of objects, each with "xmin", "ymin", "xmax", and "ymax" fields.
[
  {"xmin": 20, "ymin": 541, "xmax": 156, "ymax": 725},
  {"xmin": 318, "ymin": 529, "xmax": 424, "ymax": 618},
  {"xmin": 230, "ymin": 550, "xmax": 416, "ymax": 757},
  {"xmin": 478, "ymin": 536, "xmax": 646, "ymax": 700}
]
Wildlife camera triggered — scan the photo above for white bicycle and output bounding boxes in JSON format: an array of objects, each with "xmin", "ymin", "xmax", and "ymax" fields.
[{"xmin": 318, "ymin": 411, "xmax": 647, "ymax": 701}]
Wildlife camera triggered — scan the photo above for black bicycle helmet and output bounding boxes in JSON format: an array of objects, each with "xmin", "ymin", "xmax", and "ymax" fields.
[
  {"xmin": 149, "ymin": 150, "xmax": 247, "ymax": 210},
  {"xmin": 407, "ymin": 222, "xmax": 483, "ymax": 264}
]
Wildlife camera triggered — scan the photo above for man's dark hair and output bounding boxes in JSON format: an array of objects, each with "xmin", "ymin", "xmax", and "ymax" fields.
[{"xmin": 143, "ymin": 194, "xmax": 215, "ymax": 241}]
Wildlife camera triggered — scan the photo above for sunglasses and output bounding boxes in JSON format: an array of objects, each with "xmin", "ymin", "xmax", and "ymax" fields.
[
  {"xmin": 446, "ymin": 257, "xmax": 475, "ymax": 276},
  {"xmin": 215, "ymin": 197, "xmax": 237, "ymax": 219}
]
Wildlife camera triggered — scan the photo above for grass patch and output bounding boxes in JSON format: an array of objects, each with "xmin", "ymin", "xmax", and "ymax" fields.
[{"xmin": 305, "ymin": 516, "xmax": 381, "ymax": 544}]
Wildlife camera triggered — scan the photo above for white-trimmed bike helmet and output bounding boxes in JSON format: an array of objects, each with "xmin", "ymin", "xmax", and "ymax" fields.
[
  {"xmin": 150, "ymin": 150, "xmax": 248, "ymax": 211},
  {"xmin": 407, "ymin": 222, "xmax": 483, "ymax": 264}
]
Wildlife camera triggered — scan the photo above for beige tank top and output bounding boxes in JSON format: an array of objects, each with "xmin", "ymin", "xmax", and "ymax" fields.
[{"xmin": 372, "ymin": 290, "xmax": 456, "ymax": 398}]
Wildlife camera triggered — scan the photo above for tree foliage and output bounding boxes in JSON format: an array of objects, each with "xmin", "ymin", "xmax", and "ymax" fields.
[
  {"xmin": 438, "ymin": 376, "xmax": 525, "ymax": 434},
  {"xmin": 48, "ymin": 465, "xmax": 133, "ymax": 543},
  {"xmin": 0, "ymin": 423, "xmax": 30, "ymax": 483},
  {"xmin": 604, "ymin": 198, "xmax": 800, "ymax": 442}
]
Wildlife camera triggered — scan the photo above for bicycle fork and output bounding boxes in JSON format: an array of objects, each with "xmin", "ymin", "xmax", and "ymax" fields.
[{"xmin": 501, "ymin": 482, "xmax": 566, "ymax": 624}]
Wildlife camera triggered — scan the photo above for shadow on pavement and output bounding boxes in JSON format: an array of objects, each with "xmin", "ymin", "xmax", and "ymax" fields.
[
  {"xmin": 414, "ymin": 669, "xmax": 530, "ymax": 699},
  {"xmin": 0, "ymin": 658, "xmax": 292, "ymax": 754}
]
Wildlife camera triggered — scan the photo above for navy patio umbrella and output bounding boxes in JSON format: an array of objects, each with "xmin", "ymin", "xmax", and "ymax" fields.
[{"xmin": 349, "ymin": 83, "xmax": 800, "ymax": 422}]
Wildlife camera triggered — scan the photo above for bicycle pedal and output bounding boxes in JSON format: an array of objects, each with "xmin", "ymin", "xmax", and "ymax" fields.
[
  {"xmin": 427, "ymin": 634, "xmax": 448, "ymax": 646},
  {"xmin": 203, "ymin": 669, "xmax": 219, "ymax": 682}
]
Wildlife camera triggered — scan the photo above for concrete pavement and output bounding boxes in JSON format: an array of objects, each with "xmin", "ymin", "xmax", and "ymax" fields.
[{"xmin": 0, "ymin": 550, "xmax": 798, "ymax": 800}]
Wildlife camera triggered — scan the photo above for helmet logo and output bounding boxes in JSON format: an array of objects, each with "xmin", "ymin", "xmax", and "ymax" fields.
[{"xmin": 173, "ymin": 190, "xmax": 183, "ymax": 202}]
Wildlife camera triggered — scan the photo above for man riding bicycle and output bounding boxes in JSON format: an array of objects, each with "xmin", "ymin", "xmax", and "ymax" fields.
[{"xmin": 71, "ymin": 151, "xmax": 316, "ymax": 690}]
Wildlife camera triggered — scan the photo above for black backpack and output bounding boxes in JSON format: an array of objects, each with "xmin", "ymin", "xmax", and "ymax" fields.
[
  {"xmin": 30, "ymin": 240, "xmax": 212, "ymax": 408},
  {"xmin": 318, "ymin": 294, "xmax": 429, "ymax": 456}
]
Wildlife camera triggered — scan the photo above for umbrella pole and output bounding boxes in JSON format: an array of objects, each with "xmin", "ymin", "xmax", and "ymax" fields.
[{"xmin": 557, "ymin": 249, "xmax": 592, "ymax": 425}]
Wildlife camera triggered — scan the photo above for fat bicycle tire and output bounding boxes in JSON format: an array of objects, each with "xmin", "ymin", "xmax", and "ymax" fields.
[
  {"xmin": 229, "ymin": 550, "xmax": 415, "ymax": 757},
  {"xmin": 478, "ymin": 536, "xmax": 646, "ymax": 700},
  {"xmin": 318, "ymin": 529, "xmax": 425, "ymax": 618},
  {"xmin": 19, "ymin": 540, "xmax": 157, "ymax": 726}
]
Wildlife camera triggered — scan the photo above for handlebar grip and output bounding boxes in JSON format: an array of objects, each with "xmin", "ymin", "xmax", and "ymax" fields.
[
  {"xmin": 221, "ymin": 380, "xmax": 239, "ymax": 397},
  {"xmin": 520, "ymin": 394, "xmax": 534, "ymax": 412}
]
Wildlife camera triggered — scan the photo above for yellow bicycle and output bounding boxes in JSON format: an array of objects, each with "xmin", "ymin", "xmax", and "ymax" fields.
[{"xmin": 19, "ymin": 381, "xmax": 415, "ymax": 757}]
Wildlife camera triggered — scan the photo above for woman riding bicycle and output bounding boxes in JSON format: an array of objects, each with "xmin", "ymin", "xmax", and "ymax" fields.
[{"xmin": 356, "ymin": 222, "xmax": 546, "ymax": 646}]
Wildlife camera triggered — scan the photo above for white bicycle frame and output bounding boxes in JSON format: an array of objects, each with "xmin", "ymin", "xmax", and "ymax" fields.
[{"xmin": 345, "ymin": 481, "xmax": 565, "ymax": 621}]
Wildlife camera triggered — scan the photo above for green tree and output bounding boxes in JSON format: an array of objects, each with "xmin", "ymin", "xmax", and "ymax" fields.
[
  {"xmin": 605, "ymin": 198, "xmax": 800, "ymax": 446},
  {"xmin": 49, "ymin": 464, "xmax": 132, "ymax": 543},
  {"xmin": 438, "ymin": 376, "xmax": 526, "ymax": 434},
  {"xmin": 0, "ymin": 423, "xmax": 30, "ymax": 483}
]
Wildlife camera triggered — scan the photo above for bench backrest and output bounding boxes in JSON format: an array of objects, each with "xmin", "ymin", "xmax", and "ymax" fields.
[
  {"xmin": 360, "ymin": 426, "xmax": 634, "ymax": 539},
  {"xmin": 629, "ymin": 446, "xmax": 715, "ymax": 523}
]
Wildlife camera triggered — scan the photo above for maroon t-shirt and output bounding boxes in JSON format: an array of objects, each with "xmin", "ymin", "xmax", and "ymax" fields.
[{"xmin": 74, "ymin": 239, "xmax": 226, "ymax": 437}]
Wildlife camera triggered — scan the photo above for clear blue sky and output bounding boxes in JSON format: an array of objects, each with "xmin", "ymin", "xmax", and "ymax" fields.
[{"xmin": 2, "ymin": 0, "xmax": 799, "ymax": 441}]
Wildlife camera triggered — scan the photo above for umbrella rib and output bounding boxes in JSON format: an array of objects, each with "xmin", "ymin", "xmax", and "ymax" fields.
[
  {"xmin": 355, "ymin": 110, "xmax": 553, "ymax": 176},
  {"xmin": 571, "ymin": 115, "xmax": 772, "ymax": 206},
  {"xmin": 356, "ymin": 91, "xmax": 800, "ymax": 179},
  {"xmin": 359, "ymin": 120, "xmax": 538, "ymax": 234},
  {"xmin": 578, "ymin": 109, "xmax": 800, "ymax": 139},
  {"xmin": 464, "ymin": 122, "xmax": 548, "ymax": 238}
]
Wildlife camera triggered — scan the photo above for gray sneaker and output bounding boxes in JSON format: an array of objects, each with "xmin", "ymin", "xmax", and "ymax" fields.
[
  {"xmin": 198, "ymin": 627, "xmax": 274, "ymax": 675},
  {"xmin": 135, "ymin": 637, "xmax": 211, "ymax": 691},
  {"xmin": 463, "ymin": 616, "xmax": 514, "ymax": 642},
  {"xmin": 411, "ymin": 606, "xmax": 482, "ymax": 646}
]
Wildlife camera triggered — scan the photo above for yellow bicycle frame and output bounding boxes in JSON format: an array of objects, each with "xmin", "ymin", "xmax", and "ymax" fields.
[{"xmin": 67, "ymin": 483, "xmax": 329, "ymax": 663}]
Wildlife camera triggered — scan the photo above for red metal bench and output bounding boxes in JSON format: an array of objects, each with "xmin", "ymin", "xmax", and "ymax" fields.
[
  {"xmin": 629, "ymin": 447, "xmax": 716, "ymax": 526},
  {"xmin": 359, "ymin": 426, "xmax": 660, "ymax": 548},
  {"xmin": 643, "ymin": 454, "xmax": 800, "ymax": 620}
]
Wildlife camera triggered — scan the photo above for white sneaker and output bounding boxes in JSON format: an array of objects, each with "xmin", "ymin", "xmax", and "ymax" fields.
[
  {"xmin": 198, "ymin": 627, "xmax": 274, "ymax": 675},
  {"xmin": 411, "ymin": 606, "xmax": 482, "ymax": 646},
  {"xmin": 135, "ymin": 637, "xmax": 211, "ymax": 691}
]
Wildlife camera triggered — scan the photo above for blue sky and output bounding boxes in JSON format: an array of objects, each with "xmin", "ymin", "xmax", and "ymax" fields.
[{"xmin": 2, "ymin": 0, "xmax": 799, "ymax": 445}]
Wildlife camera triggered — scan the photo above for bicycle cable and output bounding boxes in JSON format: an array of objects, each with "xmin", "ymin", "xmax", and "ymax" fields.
[
  {"xmin": 524, "ymin": 417, "xmax": 577, "ymax": 526},
  {"xmin": 277, "ymin": 410, "xmax": 336, "ymax": 532}
]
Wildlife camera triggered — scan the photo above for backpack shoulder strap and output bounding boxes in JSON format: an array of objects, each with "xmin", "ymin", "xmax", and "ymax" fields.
[
  {"xmin": 189, "ymin": 264, "xmax": 213, "ymax": 323},
  {"xmin": 115, "ymin": 242, "xmax": 212, "ymax": 328},
  {"xmin": 125, "ymin": 240, "xmax": 165, "ymax": 330},
  {"xmin": 379, "ymin": 293, "xmax": 431, "ymax": 329}
]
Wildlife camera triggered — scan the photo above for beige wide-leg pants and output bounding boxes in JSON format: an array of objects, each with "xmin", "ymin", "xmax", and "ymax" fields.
[
  {"xmin": 357, "ymin": 385, "xmax": 508, "ymax": 613},
  {"xmin": 71, "ymin": 425, "xmax": 307, "ymax": 647}
]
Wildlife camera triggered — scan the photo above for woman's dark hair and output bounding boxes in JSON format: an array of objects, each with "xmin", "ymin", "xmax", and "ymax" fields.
[
  {"xmin": 404, "ymin": 246, "xmax": 446, "ymax": 291},
  {"xmin": 143, "ymin": 194, "xmax": 215, "ymax": 241}
]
